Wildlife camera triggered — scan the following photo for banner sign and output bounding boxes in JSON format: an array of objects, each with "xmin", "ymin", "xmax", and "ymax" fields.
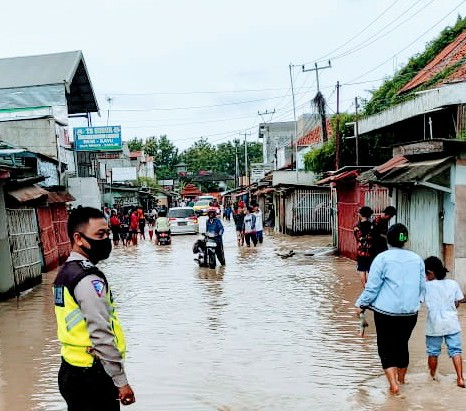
[{"xmin": 74, "ymin": 126, "xmax": 122, "ymax": 151}]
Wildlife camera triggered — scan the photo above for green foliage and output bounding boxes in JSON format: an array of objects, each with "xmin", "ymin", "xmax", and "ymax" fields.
[
  {"xmin": 179, "ymin": 138, "xmax": 262, "ymax": 176},
  {"xmin": 179, "ymin": 138, "xmax": 216, "ymax": 173},
  {"xmin": 304, "ymin": 113, "xmax": 394, "ymax": 175},
  {"xmin": 142, "ymin": 135, "xmax": 179, "ymax": 179},
  {"xmin": 137, "ymin": 177, "xmax": 159, "ymax": 189},
  {"xmin": 127, "ymin": 134, "xmax": 262, "ymax": 187},
  {"xmin": 304, "ymin": 139, "xmax": 336, "ymax": 175},
  {"xmin": 127, "ymin": 137, "xmax": 144, "ymax": 151},
  {"xmin": 364, "ymin": 15, "xmax": 466, "ymax": 115}
]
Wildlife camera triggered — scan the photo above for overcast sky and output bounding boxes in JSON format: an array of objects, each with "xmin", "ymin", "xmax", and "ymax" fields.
[{"xmin": 2, "ymin": 0, "xmax": 466, "ymax": 150}]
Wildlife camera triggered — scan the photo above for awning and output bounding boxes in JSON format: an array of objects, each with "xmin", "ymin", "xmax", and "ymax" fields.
[
  {"xmin": 46, "ymin": 191, "xmax": 75, "ymax": 203},
  {"xmin": 7, "ymin": 184, "xmax": 48, "ymax": 203},
  {"xmin": 233, "ymin": 191, "xmax": 248, "ymax": 197},
  {"xmin": 255, "ymin": 187, "xmax": 275, "ymax": 195},
  {"xmin": 379, "ymin": 157, "xmax": 453, "ymax": 186}
]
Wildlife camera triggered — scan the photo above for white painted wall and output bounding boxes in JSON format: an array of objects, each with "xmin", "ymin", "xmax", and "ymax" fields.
[{"xmin": 68, "ymin": 177, "xmax": 101, "ymax": 209}]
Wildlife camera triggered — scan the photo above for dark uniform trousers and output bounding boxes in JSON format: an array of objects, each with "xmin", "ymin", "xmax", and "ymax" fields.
[{"xmin": 58, "ymin": 358, "xmax": 120, "ymax": 411}]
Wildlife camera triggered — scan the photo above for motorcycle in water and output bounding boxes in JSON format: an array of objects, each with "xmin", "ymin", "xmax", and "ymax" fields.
[
  {"xmin": 193, "ymin": 233, "xmax": 218, "ymax": 268},
  {"xmin": 156, "ymin": 231, "xmax": 171, "ymax": 245}
]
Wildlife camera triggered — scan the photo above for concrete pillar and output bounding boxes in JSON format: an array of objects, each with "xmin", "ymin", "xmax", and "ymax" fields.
[{"xmin": 0, "ymin": 183, "xmax": 15, "ymax": 298}]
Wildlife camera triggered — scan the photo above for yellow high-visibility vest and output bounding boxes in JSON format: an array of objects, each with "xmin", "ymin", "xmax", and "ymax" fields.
[{"xmin": 53, "ymin": 261, "xmax": 126, "ymax": 367}]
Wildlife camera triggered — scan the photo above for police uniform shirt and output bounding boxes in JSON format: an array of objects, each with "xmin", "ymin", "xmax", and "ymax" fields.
[{"xmin": 66, "ymin": 251, "xmax": 128, "ymax": 387}]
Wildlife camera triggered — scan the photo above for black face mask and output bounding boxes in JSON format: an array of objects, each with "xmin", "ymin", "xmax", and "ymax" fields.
[{"xmin": 79, "ymin": 232, "xmax": 112, "ymax": 263}]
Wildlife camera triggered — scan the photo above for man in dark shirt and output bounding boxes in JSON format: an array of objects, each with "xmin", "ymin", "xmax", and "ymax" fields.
[{"xmin": 372, "ymin": 206, "xmax": 397, "ymax": 256}]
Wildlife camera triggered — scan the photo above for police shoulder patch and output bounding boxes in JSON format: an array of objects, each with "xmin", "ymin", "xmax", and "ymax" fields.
[{"xmin": 91, "ymin": 280, "xmax": 105, "ymax": 297}]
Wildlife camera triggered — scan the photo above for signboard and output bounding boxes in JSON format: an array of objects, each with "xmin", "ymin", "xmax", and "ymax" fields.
[
  {"xmin": 158, "ymin": 179, "xmax": 174, "ymax": 186},
  {"xmin": 111, "ymin": 167, "xmax": 137, "ymax": 182},
  {"xmin": 251, "ymin": 168, "xmax": 265, "ymax": 182},
  {"xmin": 74, "ymin": 126, "xmax": 122, "ymax": 151}
]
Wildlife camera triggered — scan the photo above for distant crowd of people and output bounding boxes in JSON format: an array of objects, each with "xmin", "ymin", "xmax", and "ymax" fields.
[{"xmin": 102, "ymin": 203, "xmax": 170, "ymax": 246}]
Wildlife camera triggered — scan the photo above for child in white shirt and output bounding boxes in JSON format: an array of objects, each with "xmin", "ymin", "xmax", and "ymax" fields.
[{"xmin": 422, "ymin": 256, "xmax": 465, "ymax": 387}]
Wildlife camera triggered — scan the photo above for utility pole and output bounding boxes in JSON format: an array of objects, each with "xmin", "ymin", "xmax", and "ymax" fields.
[
  {"xmin": 235, "ymin": 141, "xmax": 239, "ymax": 188},
  {"xmin": 289, "ymin": 64, "xmax": 298, "ymax": 177},
  {"xmin": 302, "ymin": 61, "xmax": 332, "ymax": 93},
  {"xmin": 335, "ymin": 81, "xmax": 341, "ymax": 170},
  {"xmin": 258, "ymin": 109, "xmax": 275, "ymax": 124},
  {"xmin": 240, "ymin": 132, "xmax": 251, "ymax": 186},
  {"xmin": 355, "ymin": 97, "xmax": 359, "ymax": 166},
  {"xmin": 106, "ymin": 96, "xmax": 113, "ymax": 126},
  {"xmin": 303, "ymin": 61, "xmax": 332, "ymax": 143}
]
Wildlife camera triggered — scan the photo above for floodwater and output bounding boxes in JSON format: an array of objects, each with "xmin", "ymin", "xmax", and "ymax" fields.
[{"xmin": 1, "ymin": 221, "xmax": 466, "ymax": 410}]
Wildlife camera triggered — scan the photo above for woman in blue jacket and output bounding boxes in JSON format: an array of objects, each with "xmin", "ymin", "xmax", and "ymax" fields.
[{"xmin": 355, "ymin": 223, "xmax": 425, "ymax": 395}]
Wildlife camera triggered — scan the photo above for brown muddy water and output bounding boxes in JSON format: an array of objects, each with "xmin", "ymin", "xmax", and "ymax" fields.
[{"xmin": 1, "ymin": 220, "xmax": 466, "ymax": 410}]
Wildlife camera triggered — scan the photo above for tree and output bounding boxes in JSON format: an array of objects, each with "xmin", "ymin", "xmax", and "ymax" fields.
[
  {"xmin": 127, "ymin": 137, "xmax": 144, "ymax": 152},
  {"xmin": 142, "ymin": 135, "xmax": 179, "ymax": 179},
  {"xmin": 179, "ymin": 138, "xmax": 217, "ymax": 174}
]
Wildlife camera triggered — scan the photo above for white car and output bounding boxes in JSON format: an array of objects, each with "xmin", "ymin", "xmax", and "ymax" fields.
[{"xmin": 168, "ymin": 207, "xmax": 199, "ymax": 234}]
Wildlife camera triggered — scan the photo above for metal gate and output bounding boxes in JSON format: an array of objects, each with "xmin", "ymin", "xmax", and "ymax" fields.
[
  {"xmin": 363, "ymin": 187, "xmax": 390, "ymax": 214},
  {"xmin": 286, "ymin": 189, "xmax": 331, "ymax": 234},
  {"xmin": 6, "ymin": 208, "xmax": 42, "ymax": 291}
]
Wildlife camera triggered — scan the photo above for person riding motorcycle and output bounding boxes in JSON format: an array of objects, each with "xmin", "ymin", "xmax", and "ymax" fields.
[
  {"xmin": 206, "ymin": 208, "xmax": 225, "ymax": 266},
  {"xmin": 155, "ymin": 209, "xmax": 171, "ymax": 243}
]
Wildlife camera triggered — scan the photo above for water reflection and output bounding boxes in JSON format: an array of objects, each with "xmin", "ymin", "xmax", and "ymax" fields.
[{"xmin": 1, "ymin": 224, "xmax": 466, "ymax": 410}]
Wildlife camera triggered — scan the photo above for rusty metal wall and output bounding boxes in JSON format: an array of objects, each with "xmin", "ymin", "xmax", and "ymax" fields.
[
  {"xmin": 337, "ymin": 184, "xmax": 390, "ymax": 260},
  {"xmin": 6, "ymin": 208, "xmax": 42, "ymax": 291},
  {"xmin": 337, "ymin": 183, "xmax": 359, "ymax": 260},
  {"xmin": 51, "ymin": 204, "xmax": 71, "ymax": 264},
  {"xmin": 36, "ymin": 206, "xmax": 59, "ymax": 271}
]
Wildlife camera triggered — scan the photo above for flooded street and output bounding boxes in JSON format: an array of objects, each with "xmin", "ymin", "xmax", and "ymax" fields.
[{"xmin": 1, "ymin": 221, "xmax": 466, "ymax": 410}]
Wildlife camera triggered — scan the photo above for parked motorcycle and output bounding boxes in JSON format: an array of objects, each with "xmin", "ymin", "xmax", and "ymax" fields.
[
  {"xmin": 193, "ymin": 233, "xmax": 217, "ymax": 268},
  {"xmin": 156, "ymin": 231, "xmax": 171, "ymax": 245}
]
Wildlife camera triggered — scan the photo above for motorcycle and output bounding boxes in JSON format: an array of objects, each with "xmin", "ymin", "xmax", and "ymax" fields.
[
  {"xmin": 193, "ymin": 233, "xmax": 218, "ymax": 268},
  {"xmin": 156, "ymin": 231, "xmax": 171, "ymax": 245}
]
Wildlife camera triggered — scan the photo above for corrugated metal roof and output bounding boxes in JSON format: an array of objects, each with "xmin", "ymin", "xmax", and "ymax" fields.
[
  {"xmin": 316, "ymin": 170, "xmax": 359, "ymax": 185},
  {"xmin": 359, "ymin": 156, "xmax": 453, "ymax": 185},
  {"xmin": 381, "ymin": 157, "xmax": 453, "ymax": 184},
  {"xmin": 47, "ymin": 191, "xmax": 75, "ymax": 203},
  {"xmin": 375, "ymin": 155, "xmax": 408, "ymax": 173},
  {"xmin": 0, "ymin": 51, "xmax": 98, "ymax": 114},
  {"xmin": 7, "ymin": 184, "xmax": 48, "ymax": 203},
  {"xmin": 0, "ymin": 51, "xmax": 81, "ymax": 89}
]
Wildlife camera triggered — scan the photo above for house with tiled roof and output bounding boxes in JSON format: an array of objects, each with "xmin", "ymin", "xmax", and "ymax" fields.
[{"xmin": 351, "ymin": 27, "xmax": 466, "ymax": 286}]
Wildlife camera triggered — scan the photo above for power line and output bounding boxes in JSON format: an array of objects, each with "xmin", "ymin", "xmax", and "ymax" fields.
[
  {"xmin": 304, "ymin": 0, "xmax": 402, "ymax": 64},
  {"xmin": 349, "ymin": 0, "xmax": 466, "ymax": 83},
  {"xmin": 328, "ymin": 0, "xmax": 434, "ymax": 62},
  {"xmin": 98, "ymin": 86, "xmax": 291, "ymax": 97}
]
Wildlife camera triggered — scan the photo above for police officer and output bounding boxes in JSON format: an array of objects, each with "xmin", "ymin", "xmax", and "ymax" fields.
[{"xmin": 54, "ymin": 207, "xmax": 135, "ymax": 410}]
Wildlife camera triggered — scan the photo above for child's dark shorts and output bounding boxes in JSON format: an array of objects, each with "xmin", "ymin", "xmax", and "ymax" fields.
[{"xmin": 356, "ymin": 256, "xmax": 373, "ymax": 272}]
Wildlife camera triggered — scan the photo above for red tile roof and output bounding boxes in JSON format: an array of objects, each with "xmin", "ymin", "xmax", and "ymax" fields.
[
  {"xmin": 296, "ymin": 119, "xmax": 333, "ymax": 146},
  {"xmin": 129, "ymin": 151, "xmax": 141, "ymax": 158},
  {"xmin": 399, "ymin": 32, "xmax": 466, "ymax": 94}
]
